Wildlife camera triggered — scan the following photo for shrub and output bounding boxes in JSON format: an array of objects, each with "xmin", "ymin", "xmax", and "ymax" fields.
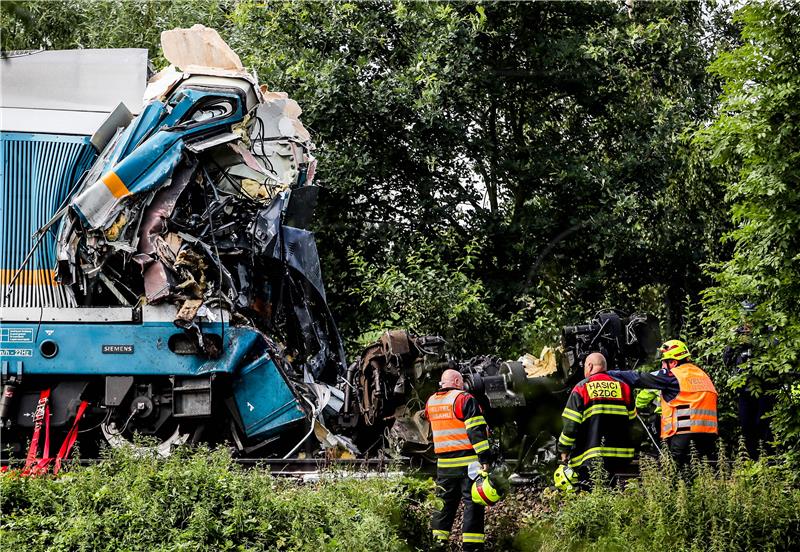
[
  {"xmin": 515, "ymin": 453, "xmax": 800, "ymax": 552},
  {"xmin": 348, "ymin": 237, "xmax": 517, "ymax": 357},
  {"xmin": 0, "ymin": 446, "xmax": 435, "ymax": 552}
]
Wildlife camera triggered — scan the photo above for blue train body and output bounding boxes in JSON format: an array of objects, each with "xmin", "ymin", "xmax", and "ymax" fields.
[
  {"xmin": 0, "ymin": 46, "xmax": 335, "ymax": 457},
  {"xmin": 0, "ymin": 127, "xmax": 305, "ymax": 442}
]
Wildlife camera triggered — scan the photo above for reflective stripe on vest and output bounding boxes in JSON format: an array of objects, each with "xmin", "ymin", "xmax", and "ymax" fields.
[
  {"xmin": 660, "ymin": 363, "xmax": 718, "ymax": 439},
  {"xmin": 583, "ymin": 403, "xmax": 632, "ymax": 419},
  {"xmin": 567, "ymin": 446, "xmax": 635, "ymax": 468},
  {"xmin": 426, "ymin": 389, "xmax": 474, "ymax": 454}
]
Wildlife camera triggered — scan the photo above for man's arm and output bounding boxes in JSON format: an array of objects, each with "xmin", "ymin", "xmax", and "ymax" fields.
[
  {"xmin": 457, "ymin": 394, "xmax": 492, "ymax": 465},
  {"xmin": 558, "ymin": 390, "xmax": 584, "ymax": 462},
  {"xmin": 635, "ymin": 388, "xmax": 661, "ymax": 412},
  {"xmin": 608, "ymin": 369, "xmax": 681, "ymax": 403}
]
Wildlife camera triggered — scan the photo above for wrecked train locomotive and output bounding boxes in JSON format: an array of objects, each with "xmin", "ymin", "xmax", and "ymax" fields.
[
  {"xmin": 0, "ymin": 29, "xmax": 369, "ymax": 461},
  {"xmin": 560, "ymin": 309, "xmax": 661, "ymax": 378},
  {"xmin": 0, "ymin": 31, "xmax": 534, "ymax": 463},
  {"xmin": 0, "ymin": 30, "xmax": 651, "ymax": 467}
]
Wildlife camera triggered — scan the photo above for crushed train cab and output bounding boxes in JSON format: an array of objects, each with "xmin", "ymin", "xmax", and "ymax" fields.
[{"xmin": 0, "ymin": 27, "xmax": 343, "ymax": 462}]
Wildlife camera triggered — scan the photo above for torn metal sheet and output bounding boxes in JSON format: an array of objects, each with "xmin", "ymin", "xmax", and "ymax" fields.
[
  {"xmin": 186, "ymin": 132, "xmax": 240, "ymax": 153},
  {"xmin": 520, "ymin": 346, "xmax": 558, "ymax": 378},
  {"xmin": 91, "ymin": 103, "xmax": 134, "ymax": 152},
  {"xmin": 387, "ymin": 405, "xmax": 431, "ymax": 455},
  {"xmin": 258, "ymin": 92, "xmax": 312, "ymax": 142},
  {"xmin": 175, "ymin": 298, "xmax": 203, "ymax": 326},
  {"xmin": 134, "ymin": 163, "xmax": 195, "ymax": 301},
  {"xmin": 161, "ymin": 24, "xmax": 244, "ymax": 72},
  {"xmin": 143, "ymin": 65, "xmax": 185, "ymax": 104}
]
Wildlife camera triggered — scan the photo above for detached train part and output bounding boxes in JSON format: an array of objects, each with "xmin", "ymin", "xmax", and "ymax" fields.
[{"xmin": 560, "ymin": 309, "xmax": 661, "ymax": 377}]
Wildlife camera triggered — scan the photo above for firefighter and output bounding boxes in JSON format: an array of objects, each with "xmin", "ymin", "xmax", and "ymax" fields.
[
  {"xmin": 557, "ymin": 352, "xmax": 636, "ymax": 488},
  {"xmin": 609, "ymin": 339, "xmax": 718, "ymax": 467},
  {"xmin": 426, "ymin": 369, "xmax": 491, "ymax": 551},
  {"xmin": 722, "ymin": 301, "xmax": 775, "ymax": 460},
  {"xmin": 635, "ymin": 388, "xmax": 662, "ymax": 452}
]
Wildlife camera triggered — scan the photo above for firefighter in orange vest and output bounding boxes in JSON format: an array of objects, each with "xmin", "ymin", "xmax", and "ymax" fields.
[
  {"xmin": 425, "ymin": 369, "xmax": 491, "ymax": 551},
  {"xmin": 609, "ymin": 339, "xmax": 718, "ymax": 466}
]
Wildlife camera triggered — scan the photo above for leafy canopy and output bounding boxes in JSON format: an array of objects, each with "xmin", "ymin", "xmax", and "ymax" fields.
[{"xmin": 698, "ymin": 1, "xmax": 800, "ymax": 455}]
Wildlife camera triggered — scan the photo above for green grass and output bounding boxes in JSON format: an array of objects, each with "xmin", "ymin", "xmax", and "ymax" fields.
[
  {"xmin": 0, "ymin": 446, "xmax": 436, "ymax": 552},
  {"xmin": 5, "ymin": 446, "xmax": 798, "ymax": 552},
  {"xmin": 512, "ymin": 452, "xmax": 800, "ymax": 552}
]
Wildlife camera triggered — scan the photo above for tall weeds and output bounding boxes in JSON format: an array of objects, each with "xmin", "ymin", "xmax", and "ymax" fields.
[
  {"xmin": 0, "ymin": 446, "xmax": 435, "ymax": 552},
  {"xmin": 4, "ymin": 446, "xmax": 797, "ymax": 551},
  {"xmin": 516, "ymin": 450, "xmax": 800, "ymax": 552}
]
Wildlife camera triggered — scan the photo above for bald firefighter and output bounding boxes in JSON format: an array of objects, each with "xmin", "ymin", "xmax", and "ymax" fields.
[
  {"xmin": 556, "ymin": 352, "xmax": 636, "ymax": 488},
  {"xmin": 609, "ymin": 339, "xmax": 718, "ymax": 467},
  {"xmin": 426, "ymin": 369, "xmax": 491, "ymax": 551}
]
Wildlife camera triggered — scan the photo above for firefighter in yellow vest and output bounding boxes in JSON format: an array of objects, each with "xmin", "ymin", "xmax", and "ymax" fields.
[
  {"xmin": 425, "ymin": 369, "xmax": 491, "ymax": 551},
  {"xmin": 609, "ymin": 339, "xmax": 718, "ymax": 466}
]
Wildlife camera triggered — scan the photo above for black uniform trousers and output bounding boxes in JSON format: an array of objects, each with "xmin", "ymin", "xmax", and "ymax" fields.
[
  {"xmin": 667, "ymin": 432, "xmax": 718, "ymax": 468},
  {"xmin": 738, "ymin": 389, "xmax": 774, "ymax": 460},
  {"xmin": 431, "ymin": 473, "xmax": 485, "ymax": 551}
]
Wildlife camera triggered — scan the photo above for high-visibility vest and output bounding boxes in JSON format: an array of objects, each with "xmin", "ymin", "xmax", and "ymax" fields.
[
  {"xmin": 425, "ymin": 389, "xmax": 474, "ymax": 455},
  {"xmin": 660, "ymin": 363, "xmax": 718, "ymax": 438}
]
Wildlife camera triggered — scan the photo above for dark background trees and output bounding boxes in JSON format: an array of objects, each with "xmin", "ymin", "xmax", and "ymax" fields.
[
  {"xmin": 4, "ymin": 1, "xmax": 798, "ymax": 452},
  {"xmin": 1, "ymin": 0, "xmax": 729, "ymax": 352}
]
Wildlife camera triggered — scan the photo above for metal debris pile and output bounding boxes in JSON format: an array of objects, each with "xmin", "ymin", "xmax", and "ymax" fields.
[
  {"xmin": 55, "ymin": 26, "xmax": 345, "ymax": 382},
  {"xmin": 32, "ymin": 26, "xmax": 577, "ymax": 461}
]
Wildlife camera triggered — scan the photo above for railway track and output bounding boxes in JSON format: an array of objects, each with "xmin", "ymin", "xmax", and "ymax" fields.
[
  {"xmin": 0, "ymin": 456, "xmax": 429, "ymax": 479},
  {"xmin": 0, "ymin": 456, "xmax": 556, "ymax": 485}
]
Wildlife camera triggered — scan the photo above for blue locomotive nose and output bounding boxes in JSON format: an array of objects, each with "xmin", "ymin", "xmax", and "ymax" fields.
[{"xmin": 0, "ymin": 42, "xmax": 328, "ymax": 459}]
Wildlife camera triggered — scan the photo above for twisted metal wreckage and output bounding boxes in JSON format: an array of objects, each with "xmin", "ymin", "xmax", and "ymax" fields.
[
  {"xmin": 2, "ymin": 28, "xmax": 657, "ymax": 469},
  {"xmin": 0, "ymin": 27, "xmax": 550, "ymax": 465},
  {"xmin": 54, "ymin": 31, "xmax": 360, "ymax": 455}
]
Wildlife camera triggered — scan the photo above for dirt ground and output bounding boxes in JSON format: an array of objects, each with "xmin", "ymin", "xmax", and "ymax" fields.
[{"xmin": 444, "ymin": 485, "xmax": 549, "ymax": 551}]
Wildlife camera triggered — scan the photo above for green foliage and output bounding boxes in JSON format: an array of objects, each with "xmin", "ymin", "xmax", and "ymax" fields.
[
  {"xmin": 350, "ymin": 238, "xmax": 482, "ymax": 351},
  {"xmin": 349, "ymin": 237, "xmax": 523, "ymax": 357},
  {"xmin": 0, "ymin": 0, "xmax": 232, "ymax": 60},
  {"xmin": 453, "ymin": 1, "xmax": 729, "ymax": 337},
  {"xmin": 516, "ymin": 454, "xmax": 800, "ymax": 552},
  {"xmin": 0, "ymin": 446, "xmax": 435, "ymax": 552},
  {"xmin": 0, "ymin": 1, "xmax": 732, "ymax": 353},
  {"xmin": 696, "ymin": 1, "xmax": 800, "ymax": 458}
]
